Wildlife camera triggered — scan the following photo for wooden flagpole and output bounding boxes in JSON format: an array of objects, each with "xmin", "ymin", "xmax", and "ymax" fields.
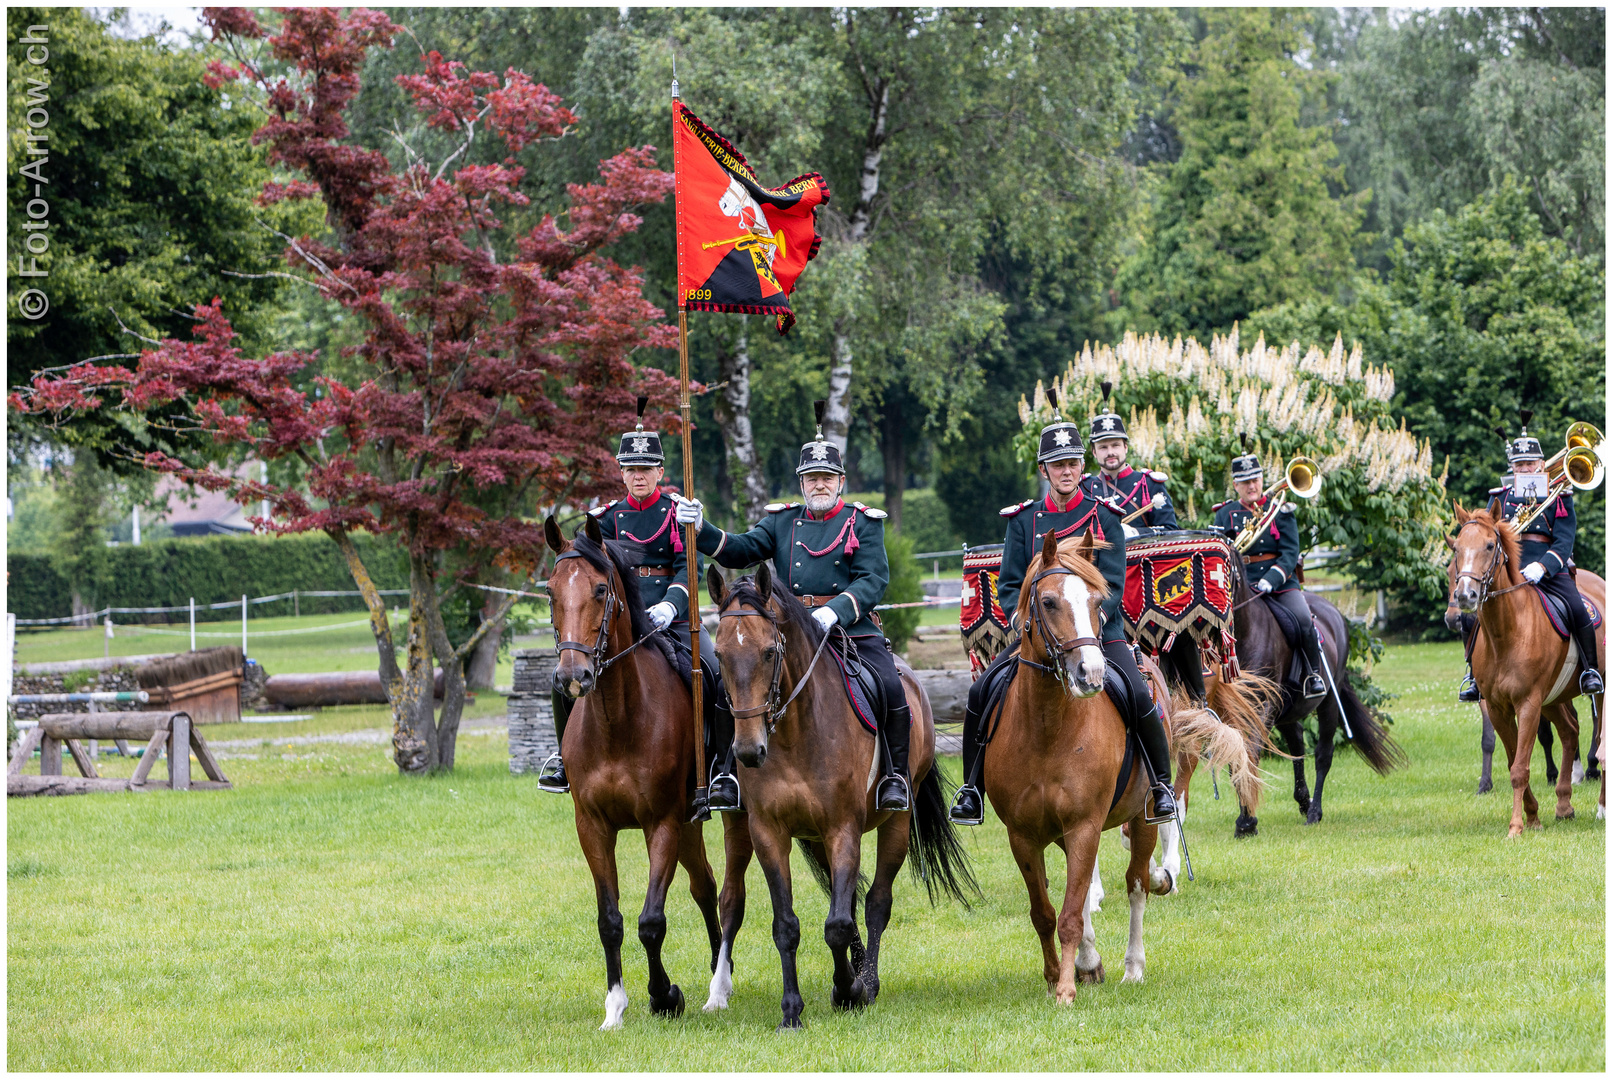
[{"xmin": 673, "ymin": 78, "xmax": 708, "ymax": 813}]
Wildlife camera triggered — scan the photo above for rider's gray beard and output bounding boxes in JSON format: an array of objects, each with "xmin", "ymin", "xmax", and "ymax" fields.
[{"xmin": 804, "ymin": 492, "xmax": 839, "ymax": 513}]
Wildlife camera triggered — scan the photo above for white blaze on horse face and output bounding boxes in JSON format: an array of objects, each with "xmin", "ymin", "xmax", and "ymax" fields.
[
  {"xmin": 704, "ymin": 941, "xmax": 733, "ymax": 1011},
  {"xmin": 1453, "ymin": 537, "xmax": 1487, "ymax": 611},
  {"xmin": 1060, "ymin": 571, "xmax": 1107, "ymax": 692},
  {"xmin": 601, "ymin": 982, "xmax": 628, "ymax": 1030}
]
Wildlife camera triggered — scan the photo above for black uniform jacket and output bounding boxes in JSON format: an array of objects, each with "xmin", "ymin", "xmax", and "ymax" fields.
[
  {"xmin": 589, "ymin": 491, "xmax": 696, "ymax": 621},
  {"xmin": 1492, "ymin": 486, "xmax": 1577, "ymax": 578},
  {"xmin": 1085, "ymin": 466, "xmax": 1177, "ymax": 529},
  {"xmin": 1213, "ymin": 496, "xmax": 1301, "ymax": 593},
  {"xmin": 696, "ymin": 498, "xmax": 890, "ymax": 637},
  {"xmin": 998, "ymin": 490, "xmax": 1127, "ymax": 642}
]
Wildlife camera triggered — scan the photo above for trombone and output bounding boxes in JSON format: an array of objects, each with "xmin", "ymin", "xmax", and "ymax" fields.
[
  {"xmin": 1510, "ymin": 421, "xmax": 1605, "ymax": 534},
  {"xmin": 1232, "ymin": 456, "xmax": 1322, "ymax": 553}
]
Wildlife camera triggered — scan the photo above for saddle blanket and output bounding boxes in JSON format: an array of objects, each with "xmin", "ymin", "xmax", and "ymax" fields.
[
  {"xmin": 960, "ymin": 545, "xmax": 1011, "ymax": 677},
  {"xmin": 1535, "ymin": 587, "xmax": 1604, "ymax": 640},
  {"xmin": 826, "ymin": 642, "xmax": 880, "ymax": 735},
  {"xmin": 1122, "ymin": 530, "xmax": 1238, "ymax": 680}
]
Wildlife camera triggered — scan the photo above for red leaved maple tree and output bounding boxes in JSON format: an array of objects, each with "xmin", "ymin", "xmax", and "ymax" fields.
[{"xmin": 14, "ymin": 8, "xmax": 679, "ymax": 772}]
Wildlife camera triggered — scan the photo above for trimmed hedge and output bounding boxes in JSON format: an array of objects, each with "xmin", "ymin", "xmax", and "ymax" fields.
[{"xmin": 7, "ymin": 532, "xmax": 409, "ymax": 623}]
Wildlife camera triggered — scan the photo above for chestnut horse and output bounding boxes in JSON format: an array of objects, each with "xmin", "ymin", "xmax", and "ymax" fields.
[
  {"xmin": 985, "ymin": 529, "xmax": 1264, "ymax": 1001},
  {"xmin": 544, "ymin": 515, "xmax": 723, "ymax": 1029},
  {"xmin": 1447, "ymin": 504, "xmax": 1607, "ymax": 835},
  {"xmin": 705, "ymin": 561, "xmax": 975, "ymax": 1030}
]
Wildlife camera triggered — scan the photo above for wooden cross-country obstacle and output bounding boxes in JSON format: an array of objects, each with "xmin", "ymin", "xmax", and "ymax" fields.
[{"xmin": 7, "ymin": 711, "xmax": 231, "ymax": 797}]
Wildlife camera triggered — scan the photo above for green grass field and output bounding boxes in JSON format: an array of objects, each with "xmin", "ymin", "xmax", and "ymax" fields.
[{"xmin": 7, "ymin": 640, "xmax": 1604, "ymax": 1070}]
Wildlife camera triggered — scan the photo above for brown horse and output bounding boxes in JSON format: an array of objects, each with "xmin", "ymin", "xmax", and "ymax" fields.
[
  {"xmin": 985, "ymin": 529, "xmax": 1263, "ymax": 1001},
  {"xmin": 705, "ymin": 561, "xmax": 975, "ymax": 1030},
  {"xmin": 1447, "ymin": 504, "xmax": 1607, "ymax": 836},
  {"xmin": 544, "ymin": 515, "xmax": 723, "ymax": 1028}
]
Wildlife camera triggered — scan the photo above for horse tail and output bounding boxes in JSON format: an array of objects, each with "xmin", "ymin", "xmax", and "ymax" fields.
[
  {"xmin": 906, "ymin": 765, "xmax": 980, "ymax": 908},
  {"xmin": 1170, "ymin": 682, "xmax": 1275, "ymax": 812},
  {"xmin": 1337, "ymin": 670, "xmax": 1408, "ymax": 776}
]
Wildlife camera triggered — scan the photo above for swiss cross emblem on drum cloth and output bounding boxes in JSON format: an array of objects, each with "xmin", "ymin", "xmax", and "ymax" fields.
[
  {"xmin": 632, "ymin": 437, "xmax": 651, "ymax": 454},
  {"xmin": 1054, "ymin": 429, "xmax": 1071, "ymax": 446}
]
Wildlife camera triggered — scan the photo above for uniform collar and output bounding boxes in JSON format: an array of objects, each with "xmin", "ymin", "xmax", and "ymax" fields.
[
  {"xmin": 1105, "ymin": 465, "xmax": 1134, "ymax": 481},
  {"xmin": 806, "ymin": 497, "xmax": 845, "ymax": 522},
  {"xmin": 1044, "ymin": 489, "xmax": 1084, "ymax": 514},
  {"xmin": 1239, "ymin": 494, "xmax": 1267, "ymax": 513},
  {"xmin": 624, "ymin": 491, "xmax": 661, "ymax": 511}
]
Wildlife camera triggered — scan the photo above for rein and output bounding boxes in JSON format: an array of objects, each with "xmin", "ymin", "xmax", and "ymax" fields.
[
  {"xmin": 719, "ymin": 604, "xmax": 840, "ymax": 732},
  {"xmin": 1018, "ymin": 565, "xmax": 1102, "ymax": 691},
  {"xmin": 552, "ymin": 549, "xmax": 659, "ymax": 677}
]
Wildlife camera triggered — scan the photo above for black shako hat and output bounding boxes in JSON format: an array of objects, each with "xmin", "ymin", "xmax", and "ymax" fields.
[
  {"xmin": 1230, "ymin": 432, "xmax": 1262, "ymax": 482},
  {"xmin": 1089, "ymin": 380, "xmax": 1127, "ymax": 443},
  {"xmin": 797, "ymin": 400, "xmax": 846, "ymax": 475},
  {"xmin": 1507, "ymin": 409, "xmax": 1544, "ymax": 463},
  {"xmin": 616, "ymin": 396, "xmax": 665, "ymax": 466},
  {"xmin": 1037, "ymin": 388, "xmax": 1085, "ymax": 465}
]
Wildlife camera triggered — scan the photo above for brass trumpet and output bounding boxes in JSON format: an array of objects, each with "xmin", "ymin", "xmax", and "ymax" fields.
[
  {"xmin": 1510, "ymin": 421, "xmax": 1605, "ymax": 534},
  {"xmin": 1232, "ymin": 455, "xmax": 1322, "ymax": 553}
]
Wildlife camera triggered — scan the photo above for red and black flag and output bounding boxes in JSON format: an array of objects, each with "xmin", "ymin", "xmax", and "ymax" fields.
[{"xmin": 673, "ymin": 99, "xmax": 829, "ymax": 334}]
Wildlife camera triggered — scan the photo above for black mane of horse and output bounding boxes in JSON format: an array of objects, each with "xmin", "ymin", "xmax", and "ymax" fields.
[
  {"xmin": 722, "ymin": 574, "xmax": 827, "ymax": 653},
  {"xmin": 570, "ymin": 530, "xmax": 689, "ymax": 685}
]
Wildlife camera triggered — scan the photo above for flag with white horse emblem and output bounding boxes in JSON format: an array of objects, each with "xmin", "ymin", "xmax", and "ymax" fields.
[{"xmin": 673, "ymin": 100, "xmax": 829, "ymax": 334}]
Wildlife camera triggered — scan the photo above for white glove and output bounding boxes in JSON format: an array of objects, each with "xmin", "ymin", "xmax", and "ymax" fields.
[
  {"xmin": 1122, "ymin": 522, "xmax": 1141, "ymax": 541},
  {"xmin": 672, "ymin": 494, "xmax": 704, "ymax": 531},
  {"xmin": 1254, "ymin": 578, "xmax": 1273, "ymax": 594},
  {"xmin": 647, "ymin": 602, "xmax": 676, "ymax": 631},
  {"xmin": 811, "ymin": 606, "xmax": 838, "ymax": 632},
  {"xmin": 1151, "ymin": 491, "xmax": 1166, "ymax": 509},
  {"xmin": 1523, "ymin": 562, "xmax": 1546, "ymax": 584}
]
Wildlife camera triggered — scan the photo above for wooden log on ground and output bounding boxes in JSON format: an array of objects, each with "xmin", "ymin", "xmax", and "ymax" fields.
[
  {"xmin": 37, "ymin": 711, "xmax": 187, "ymax": 741},
  {"xmin": 911, "ymin": 668, "xmax": 972, "ymax": 726},
  {"xmin": 9, "ymin": 775, "xmax": 136, "ymax": 796},
  {"xmin": 262, "ymin": 669, "xmax": 445, "ymax": 708}
]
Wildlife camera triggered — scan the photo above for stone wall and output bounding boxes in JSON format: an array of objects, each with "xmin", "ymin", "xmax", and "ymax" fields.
[{"xmin": 508, "ymin": 649, "xmax": 558, "ymax": 774}]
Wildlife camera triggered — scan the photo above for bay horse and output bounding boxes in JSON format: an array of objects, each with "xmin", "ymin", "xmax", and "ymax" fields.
[
  {"xmin": 985, "ymin": 529, "xmax": 1264, "ymax": 1000},
  {"xmin": 1206, "ymin": 547, "xmax": 1404, "ymax": 836},
  {"xmin": 544, "ymin": 515, "xmax": 722, "ymax": 1029},
  {"xmin": 1447, "ymin": 504, "xmax": 1607, "ymax": 835},
  {"xmin": 705, "ymin": 561, "xmax": 975, "ymax": 1030}
]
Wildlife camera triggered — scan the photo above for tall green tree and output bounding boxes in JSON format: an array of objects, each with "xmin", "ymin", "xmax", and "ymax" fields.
[
  {"xmin": 5, "ymin": 8, "xmax": 297, "ymax": 469},
  {"xmin": 1110, "ymin": 8, "xmax": 1367, "ymax": 338}
]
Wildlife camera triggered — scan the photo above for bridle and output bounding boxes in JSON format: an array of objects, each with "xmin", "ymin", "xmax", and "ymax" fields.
[
  {"xmin": 718, "ymin": 603, "xmax": 839, "ymax": 733},
  {"xmin": 551, "ymin": 549, "xmax": 657, "ymax": 679},
  {"xmin": 1017, "ymin": 565, "xmax": 1102, "ymax": 691},
  {"xmin": 1450, "ymin": 518, "xmax": 1528, "ymax": 608}
]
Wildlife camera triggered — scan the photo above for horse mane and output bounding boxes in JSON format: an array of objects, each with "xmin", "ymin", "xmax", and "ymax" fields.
[
  {"xmin": 1015, "ymin": 536, "xmax": 1110, "ymax": 624},
  {"xmin": 570, "ymin": 531, "xmax": 686, "ymax": 680},
  {"xmin": 721, "ymin": 572, "xmax": 826, "ymax": 653},
  {"xmin": 1461, "ymin": 505, "xmax": 1521, "ymax": 580}
]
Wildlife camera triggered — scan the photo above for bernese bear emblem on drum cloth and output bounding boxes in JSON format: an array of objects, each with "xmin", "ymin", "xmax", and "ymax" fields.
[{"xmin": 1122, "ymin": 531, "xmax": 1239, "ymax": 679}]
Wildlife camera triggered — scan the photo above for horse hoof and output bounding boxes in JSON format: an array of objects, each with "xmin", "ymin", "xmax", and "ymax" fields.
[
  {"xmin": 1476, "ymin": 780, "xmax": 1493, "ymax": 795},
  {"xmin": 1234, "ymin": 819, "xmax": 1258, "ymax": 839},
  {"xmin": 1152, "ymin": 868, "xmax": 1174, "ymax": 896},
  {"xmin": 777, "ymin": 1017, "xmax": 804, "ymax": 1033},
  {"xmin": 1596, "ymin": 803, "xmax": 1606, "ymax": 821},
  {"xmin": 652, "ymin": 985, "xmax": 685, "ymax": 1018},
  {"xmin": 1076, "ymin": 963, "xmax": 1104, "ymax": 985},
  {"xmin": 832, "ymin": 979, "xmax": 869, "ymax": 1011},
  {"xmin": 1055, "ymin": 986, "xmax": 1078, "ymax": 1005},
  {"xmin": 1557, "ymin": 809, "xmax": 1576, "ymax": 821},
  {"xmin": 1305, "ymin": 807, "xmax": 1322, "ymax": 825}
]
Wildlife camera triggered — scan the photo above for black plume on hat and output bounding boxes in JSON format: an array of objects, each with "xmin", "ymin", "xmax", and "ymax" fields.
[
  {"xmin": 1493, "ymin": 426, "xmax": 1509, "ymax": 439},
  {"xmin": 1519, "ymin": 408, "xmax": 1534, "ymax": 432},
  {"xmin": 1045, "ymin": 387, "xmax": 1061, "ymax": 419},
  {"xmin": 1239, "ymin": 432, "xmax": 1250, "ymax": 452},
  {"xmin": 1100, "ymin": 380, "xmax": 1113, "ymax": 405},
  {"xmin": 635, "ymin": 395, "xmax": 648, "ymax": 431}
]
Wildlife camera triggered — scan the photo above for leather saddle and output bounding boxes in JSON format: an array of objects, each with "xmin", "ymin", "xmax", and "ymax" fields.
[
  {"xmin": 827, "ymin": 636, "xmax": 881, "ymax": 735},
  {"xmin": 1535, "ymin": 587, "xmax": 1603, "ymax": 641}
]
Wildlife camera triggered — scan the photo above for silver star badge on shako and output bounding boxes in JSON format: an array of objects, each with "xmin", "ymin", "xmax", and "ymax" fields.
[
  {"xmin": 811, "ymin": 442, "xmax": 829, "ymax": 461},
  {"xmin": 1100, "ymin": 417, "xmax": 1116, "ymax": 431},
  {"xmin": 1054, "ymin": 429, "xmax": 1071, "ymax": 446},
  {"xmin": 632, "ymin": 436, "xmax": 650, "ymax": 454}
]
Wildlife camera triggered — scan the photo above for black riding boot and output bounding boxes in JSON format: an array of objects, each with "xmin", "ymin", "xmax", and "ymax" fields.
[
  {"xmin": 538, "ymin": 690, "xmax": 574, "ymax": 793},
  {"xmin": 1104, "ymin": 639, "xmax": 1176, "ymax": 825},
  {"xmin": 1167, "ymin": 633, "xmax": 1207, "ymax": 704},
  {"xmin": 1575, "ymin": 624, "xmax": 1604, "ymax": 695},
  {"xmin": 706, "ymin": 697, "xmax": 741, "ymax": 812},
  {"xmin": 949, "ymin": 644, "xmax": 1017, "ymax": 825},
  {"xmin": 876, "ymin": 704, "xmax": 913, "ymax": 812},
  {"xmin": 1457, "ymin": 613, "xmax": 1482, "ymax": 702}
]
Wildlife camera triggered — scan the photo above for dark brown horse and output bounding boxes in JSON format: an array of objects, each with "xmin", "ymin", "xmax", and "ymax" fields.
[
  {"xmin": 985, "ymin": 529, "xmax": 1261, "ymax": 1000},
  {"xmin": 1208, "ymin": 547, "xmax": 1404, "ymax": 836},
  {"xmin": 544, "ymin": 515, "xmax": 722, "ymax": 1028},
  {"xmin": 1447, "ymin": 504, "xmax": 1606, "ymax": 835},
  {"xmin": 705, "ymin": 562, "xmax": 975, "ymax": 1030}
]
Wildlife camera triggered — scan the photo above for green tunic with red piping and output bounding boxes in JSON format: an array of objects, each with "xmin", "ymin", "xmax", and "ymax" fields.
[{"xmin": 997, "ymin": 489, "xmax": 1127, "ymax": 642}]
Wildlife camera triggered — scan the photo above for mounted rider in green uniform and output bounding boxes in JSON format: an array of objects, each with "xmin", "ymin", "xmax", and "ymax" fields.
[
  {"xmin": 538, "ymin": 398, "xmax": 713, "ymax": 793},
  {"xmin": 948, "ymin": 392, "xmax": 1178, "ymax": 828},
  {"xmin": 1456, "ymin": 417, "xmax": 1603, "ymax": 702},
  {"xmin": 673, "ymin": 401, "xmax": 913, "ymax": 814},
  {"xmin": 1211, "ymin": 440, "xmax": 1326, "ymax": 701},
  {"xmin": 1083, "ymin": 380, "xmax": 1206, "ymax": 705}
]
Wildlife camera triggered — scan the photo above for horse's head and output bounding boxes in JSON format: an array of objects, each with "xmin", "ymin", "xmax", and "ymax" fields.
[
  {"xmin": 1446, "ymin": 502, "xmax": 1516, "ymax": 615},
  {"xmin": 1017, "ymin": 527, "xmax": 1109, "ymax": 697},
  {"xmin": 709, "ymin": 561, "xmax": 801, "ymax": 769},
  {"xmin": 544, "ymin": 514, "xmax": 623, "ymax": 699}
]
